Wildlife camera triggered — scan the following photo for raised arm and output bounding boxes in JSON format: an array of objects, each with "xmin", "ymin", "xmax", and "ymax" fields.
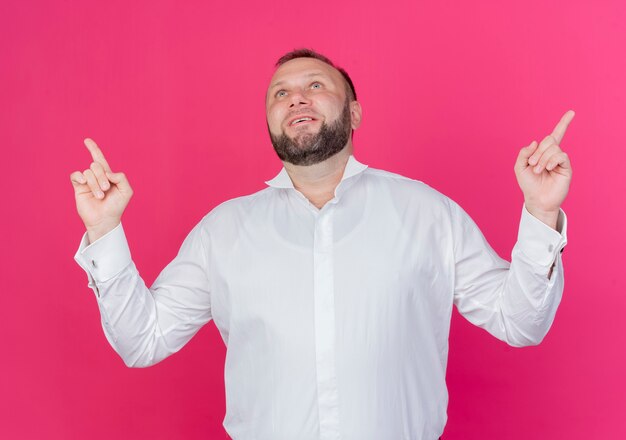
[
  {"xmin": 71, "ymin": 139, "xmax": 212, "ymax": 367},
  {"xmin": 453, "ymin": 111, "xmax": 573, "ymax": 346}
]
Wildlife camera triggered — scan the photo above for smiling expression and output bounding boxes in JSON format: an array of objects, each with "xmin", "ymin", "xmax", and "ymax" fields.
[{"xmin": 265, "ymin": 57, "xmax": 362, "ymax": 165}]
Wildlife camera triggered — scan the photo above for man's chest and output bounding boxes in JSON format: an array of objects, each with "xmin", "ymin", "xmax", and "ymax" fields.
[{"xmin": 207, "ymin": 208, "xmax": 455, "ymax": 341}]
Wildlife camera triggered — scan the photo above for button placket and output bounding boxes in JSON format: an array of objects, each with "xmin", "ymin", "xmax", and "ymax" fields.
[{"xmin": 313, "ymin": 208, "xmax": 341, "ymax": 439}]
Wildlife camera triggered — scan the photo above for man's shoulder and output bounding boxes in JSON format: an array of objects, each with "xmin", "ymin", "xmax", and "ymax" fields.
[
  {"xmin": 183, "ymin": 187, "xmax": 275, "ymax": 249},
  {"xmin": 362, "ymin": 166, "xmax": 450, "ymax": 204},
  {"xmin": 201, "ymin": 186, "xmax": 274, "ymax": 223},
  {"xmin": 363, "ymin": 166, "xmax": 421, "ymax": 184}
]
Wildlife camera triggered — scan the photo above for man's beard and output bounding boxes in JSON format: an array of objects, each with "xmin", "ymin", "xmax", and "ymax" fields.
[{"xmin": 269, "ymin": 99, "xmax": 352, "ymax": 166}]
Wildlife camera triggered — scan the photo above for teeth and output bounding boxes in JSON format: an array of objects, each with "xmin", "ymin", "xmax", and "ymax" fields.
[{"xmin": 291, "ymin": 117, "xmax": 313, "ymax": 125}]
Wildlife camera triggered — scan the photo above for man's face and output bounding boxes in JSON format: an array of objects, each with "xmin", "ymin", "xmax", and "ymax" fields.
[{"xmin": 266, "ymin": 57, "xmax": 358, "ymax": 166}]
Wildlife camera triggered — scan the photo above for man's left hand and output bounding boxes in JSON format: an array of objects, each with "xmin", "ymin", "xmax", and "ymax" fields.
[{"xmin": 514, "ymin": 110, "xmax": 575, "ymax": 229}]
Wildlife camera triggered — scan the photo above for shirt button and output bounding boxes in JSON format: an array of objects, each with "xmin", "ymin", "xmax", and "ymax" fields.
[
  {"xmin": 91, "ymin": 260, "xmax": 97, "ymax": 268},
  {"xmin": 548, "ymin": 244, "xmax": 554, "ymax": 252}
]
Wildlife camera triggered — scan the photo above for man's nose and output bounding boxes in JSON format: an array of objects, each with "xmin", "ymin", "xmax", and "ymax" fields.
[{"xmin": 289, "ymin": 90, "xmax": 311, "ymax": 108}]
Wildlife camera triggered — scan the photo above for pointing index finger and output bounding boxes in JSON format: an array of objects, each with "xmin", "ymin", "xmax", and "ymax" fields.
[
  {"xmin": 551, "ymin": 110, "xmax": 575, "ymax": 145},
  {"xmin": 84, "ymin": 138, "xmax": 112, "ymax": 172}
]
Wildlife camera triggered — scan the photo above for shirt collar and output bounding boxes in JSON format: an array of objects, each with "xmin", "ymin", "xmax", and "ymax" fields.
[{"xmin": 265, "ymin": 155, "xmax": 368, "ymax": 189}]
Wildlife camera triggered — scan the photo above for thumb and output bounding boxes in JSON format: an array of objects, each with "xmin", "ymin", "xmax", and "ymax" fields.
[
  {"xmin": 106, "ymin": 171, "xmax": 133, "ymax": 194},
  {"xmin": 514, "ymin": 141, "xmax": 538, "ymax": 173}
]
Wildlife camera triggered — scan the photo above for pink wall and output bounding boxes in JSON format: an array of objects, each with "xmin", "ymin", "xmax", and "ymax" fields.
[{"xmin": 2, "ymin": 0, "xmax": 624, "ymax": 438}]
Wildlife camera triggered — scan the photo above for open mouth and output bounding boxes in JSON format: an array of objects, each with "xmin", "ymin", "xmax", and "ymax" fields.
[{"xmin": 288, "ymin": 116, "xmax": 318, "ymax": 127}]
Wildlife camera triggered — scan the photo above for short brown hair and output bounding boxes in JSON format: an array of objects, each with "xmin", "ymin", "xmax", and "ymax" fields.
[{"xmin": 276, "ymin": 48, "xmax": 357, "ymax": 101}]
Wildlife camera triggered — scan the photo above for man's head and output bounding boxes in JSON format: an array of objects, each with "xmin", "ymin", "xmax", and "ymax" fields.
[{"xmin": 266, "ymin": 49, "xmax": 362, "ymax": 166}]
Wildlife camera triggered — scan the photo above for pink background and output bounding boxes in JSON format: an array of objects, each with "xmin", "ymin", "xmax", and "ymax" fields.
[{"xmin": 2, "ymin": 0, "xmax": 624, "ymax": 438}]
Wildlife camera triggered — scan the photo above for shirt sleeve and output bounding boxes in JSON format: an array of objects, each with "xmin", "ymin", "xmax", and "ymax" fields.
[
  {"xmin": 74, "ymin": 221, "xmax": 212, "ymax": 367},
  {"xmin": 450, "ymin": 202, "xmax": 567, "ymax": 347}
]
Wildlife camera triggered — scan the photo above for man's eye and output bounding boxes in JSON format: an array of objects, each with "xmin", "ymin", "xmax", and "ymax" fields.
[
  {"xmin": 276, "ymin": 90, "xmax": 287, "ymax": 98},
  {"xmin": 311, "ymin": 82, "xmax": 322, "ymax": 89}
]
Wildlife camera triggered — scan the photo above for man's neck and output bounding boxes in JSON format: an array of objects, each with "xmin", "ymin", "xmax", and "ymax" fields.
[{"xmin": 283, "ymin": 145, "xmax": 352, "ymax": 210}]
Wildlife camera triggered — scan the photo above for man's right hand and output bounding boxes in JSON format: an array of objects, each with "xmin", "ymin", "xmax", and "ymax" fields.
[{"xmin": 70, "ymin": 138, "xmax": 133, "ymax": 243}]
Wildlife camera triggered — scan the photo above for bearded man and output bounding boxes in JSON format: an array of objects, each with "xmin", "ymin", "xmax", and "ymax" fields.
[{"xmin": 71, "ymin": 48, "xmax": 572, "ymax": 440}]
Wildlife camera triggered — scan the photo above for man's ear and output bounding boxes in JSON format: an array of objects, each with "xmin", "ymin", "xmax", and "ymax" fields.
[{"xmin": 350, "ymin": 101, "xmax": 362, "ymax": 130}]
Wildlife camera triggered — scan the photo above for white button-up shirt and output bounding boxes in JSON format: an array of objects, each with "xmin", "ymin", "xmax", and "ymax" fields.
[{"xmin": 75, "ymin": 156, "xmax": 567, "ymax": 440}]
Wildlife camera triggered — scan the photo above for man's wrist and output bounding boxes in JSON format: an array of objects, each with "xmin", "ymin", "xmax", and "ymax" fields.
[
  {"xmin": 524, "ymin": 204, "xmax": 560, "ymax": 230},
  {"xmin": 76, "ymin": 222, "xmax": 132, "ymax": 284},
  {"xmin": 87, "ymin": 220, "xmax": 121, "ymax": 244}
]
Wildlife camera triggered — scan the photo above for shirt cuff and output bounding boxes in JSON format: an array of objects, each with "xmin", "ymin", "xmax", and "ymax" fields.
[
  {"xmin": 74, "ymin": 223, "xmax": 132, "ymax": 283},
  {"xmin": 516, "ymin": 204, "xmax": 568, "ymax": 267}
]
